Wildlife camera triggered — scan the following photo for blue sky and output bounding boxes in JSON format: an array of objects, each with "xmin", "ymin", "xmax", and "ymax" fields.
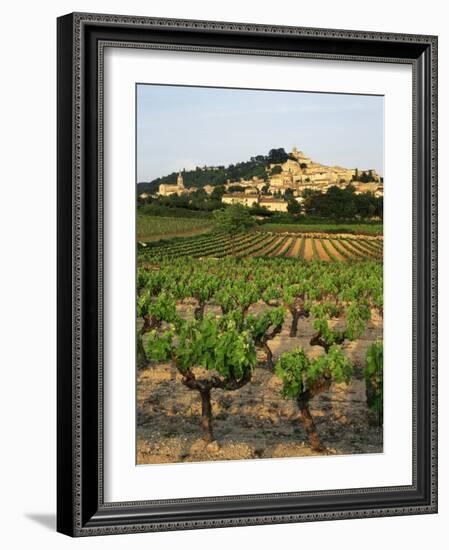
[{"xmin": 137, "ymin": 84, "xmax": 384, "ymax": 182}]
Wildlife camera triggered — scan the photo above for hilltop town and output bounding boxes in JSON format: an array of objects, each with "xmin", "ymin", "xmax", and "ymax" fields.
[{"xmin": 143, "ymin": 147, "xmax": 383, "ymax": 213}]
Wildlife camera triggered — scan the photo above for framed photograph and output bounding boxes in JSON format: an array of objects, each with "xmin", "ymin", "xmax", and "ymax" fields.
[{"xmin": 57, "ymin": 12, "xmax": 438, "ymax": 536}]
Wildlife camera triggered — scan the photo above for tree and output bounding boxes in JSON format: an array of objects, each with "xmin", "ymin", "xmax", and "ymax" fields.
[
  {"xmin": 354, "ymin": 192, "xmax": 377, "ymax": 218},
  {"xmin": 249, "ymin": 204, "xmax": 273, "ymax": 217},
  {"xmin": 267, "ymin": 148, "xmax": 289, "ymax": 164},
  {"xmin": 365, "ymin": 341, "xmax": 383, "ymax": 426},
  {"xmin": 187, "ymin": 273, "xmax": 220, "ymax": 320},
  {"xmin": 245, "ymin": 307, "xmax": 285, "ymax": 368},
  {"xmin": 275, "ymin": 346, "xmax": 353, "ymax": 451},
  {"xmin": 227, "ymin": 185, "xmax": 245, "ymax": 193},
  {"xmin": 302, "ymin": 186, "xmax": 358, "ymax": 219},
  {"xmin": 210, "ymin": 185, "xmax": 225, "ymax": 201},
  {"xmin": 136, "ymin": 290, "xmax": 178, "ymax": 369},
  {"xmin": 250, "ymin": 154, "xmax": 268, "ymax": 163},
  {"xmin": 287, "ymin": 200, "xmax": 302, "ymax": 215},
  {"xmin": 309, "ymin": 301, "xmax": 371, "ymax": 352},
  {"xmin": 282, "ymin": 282, "xmax": 313, "ymax": 337},
  {"xmin": 147, "ymin": 316, "xmax": 256, "ymax": 442},
  {"xmin": 213, "ymin": 204, "xmax": 255, "ymax": 237},
  {"xmin": 270, "ymin": 165, "xmax": 283, "ymax": 175},
  {"xmin": 213, "ymin": 205, "xmax": 256, "ymax": 256},
  {"xmin": 191, "ymin": 188, "xmax": 207, "ymax": 200},
  {"xmin": 302, "ymin": 187, "xmax": 315, "ymax": 198},
  {"xmin": 286, "ymin": 278, "xmax": 372, "ymax": 450},
  {"xmin": 302, "ymin": 189, "xmax": 322, "ymax": 215}
]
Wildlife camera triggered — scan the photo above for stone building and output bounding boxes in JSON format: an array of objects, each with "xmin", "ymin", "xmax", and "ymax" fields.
[
  {"xmin": 354, "ymin": 182, "xmax": 384, "ymax": 197},
  {"xmin": 221, "ymin": 193, "xmax": 288, "ymax": 212},
  {"xmin": 375, "ymin": 185, "xmax": 384, "ymax": 198},
  {"xmin": 224, "ymin": 176, "xmax": 266, "ymax": 192},
  {"xmin": 267, "ymin": 147, "xmax": 382, "ymax": 197},
  {"xmin": 156, "ymin": 147, "xmax": 383, "ymax": 201},
  {"xmin": 158, "ymin": 172, "xmax": 198, "ymax": 197},
  {"xmin": 203, "ymin": 185, "xmax": 215, "ymax": 195},
  {"xmin": 259, "ymin": 197, "xmax": 289, "ymax": 212},
  {"xmin": 221, "ymin": 193, "xmax": 259, "ymax": 207}
]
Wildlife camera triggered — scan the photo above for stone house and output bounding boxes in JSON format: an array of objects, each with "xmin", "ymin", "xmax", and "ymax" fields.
[
  {"xmin": 259, "ymin": 197, "xmax": 289, "ymax": 212},
  {"xmin": 221, "ymin": 193, "xmax": 259, "ymax": 207}
]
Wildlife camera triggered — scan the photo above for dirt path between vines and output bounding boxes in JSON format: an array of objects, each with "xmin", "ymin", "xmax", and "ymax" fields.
[
  {"xmin": 314, "ymin": 238, "xmax": 331, "ymax": 261},
  {"xmin": 249, "ymin": 236, "xmax": 283, "ymax": 258},
  {"xmin": 302, "ymin": 238, "xmax": 314, "ymax": 260},
  {"xmin": 285, "ymin": 237, "xmax": 302, "ymax": 258},
  {"xmin": 324, "ymin": 239, "xmax": 347, "ymax": 261},
  {"xmin": 269, "ymin": 237, "xmax": 293, "ymax": 257}
]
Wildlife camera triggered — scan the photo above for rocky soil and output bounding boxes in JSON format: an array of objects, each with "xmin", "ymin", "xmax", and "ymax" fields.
[{"xmin": 137, "ymin": 305, "xmax": 383, "ymax": 465}]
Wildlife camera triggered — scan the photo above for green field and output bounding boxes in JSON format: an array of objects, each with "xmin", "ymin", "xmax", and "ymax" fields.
[
  {"xmin": 257, "ymin": 222, "xmax": 383, "ymax": 236},
  {"xmin": 137, "ymin": 214, "xmax": 213, "ymax": 242}
]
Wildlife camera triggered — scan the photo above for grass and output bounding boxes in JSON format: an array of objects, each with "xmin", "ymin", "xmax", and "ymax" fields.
[
  {"xmin": 138, "ymin": 204, "xmax": 213, "ymax": 219},
  {"xmin": 256, "ymin": 222, "xmax": 383, "ymax": 236},
  {"xmin": 137, "ymin": 214, "xmax": 213, "ymax": 242}
]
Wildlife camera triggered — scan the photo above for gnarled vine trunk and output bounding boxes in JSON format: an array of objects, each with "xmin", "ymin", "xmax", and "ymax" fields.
[
  {"xmin": 136, "ymin": 334, "xmax": 147, "ymax": 370},
  {"xmin": 260, "ymin": 324, "xmax": 283, "ymax": 368},
  {"xmin": 262, "ymin": 341, "xmax": 273, "ymax": 367},
  {"xmin": 181, "ymin": 373, "xmax": 216, "ymax": 443},
  {"xmin": 310, "ymin": 332, "xmax": 344, "ymax": 352},
  {"xmin": 290, "ymin": 310, "xmax": 301, "ymax": 337},
  {"xmin": 194, "ymin": 301, "xmax": 205, "ymax": 321},
  {"xmin": 181, "ymin": 368, "xmax": 252, "ymax": 443},
  {"xmin": 199, "ymin": 387, "xmax": 214, "ymax": 443},
  {"xmin": 137, "ymin": 316, "xmax": 162, "ymax": 370},
  {"xmin": 297, "ymin": 396, "xmax": 324, "ymax": 452},
  {"xmin": 296, "ymin": 378, "xmax": 332, "ymax": 452}
]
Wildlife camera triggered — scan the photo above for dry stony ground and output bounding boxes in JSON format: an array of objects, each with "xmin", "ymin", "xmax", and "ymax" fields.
[{"xmin": 137, "ymin": 301, "xmax": 383, "ymax": 465}]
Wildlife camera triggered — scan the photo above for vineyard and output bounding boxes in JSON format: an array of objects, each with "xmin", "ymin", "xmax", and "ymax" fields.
[
  {"xmin": 257, "ymin": 222, "xmax": 383, "ymax": 236},
  {"xmin": 137, "ymin": 214, "xmax": 213, "ymax": 241},
  {"xmin": 139, "ymin": 230, "xmax": 383, "ymax": 262},
  {"xmin": 137, "ymin": 252, "xmax": 384, "ymax": 464}
]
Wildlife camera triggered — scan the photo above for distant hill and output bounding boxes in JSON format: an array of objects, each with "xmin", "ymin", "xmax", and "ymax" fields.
[
  {"xmin": 136, "ymin": 181, "xmax": 161, "ymax": 195},
  {"xmin": 136, "ymin": 149, "xmax": 293, "ymax": 194},
  {"xmin": 137, "ymin": 161, "xmax": 266, "ymax": 194}
]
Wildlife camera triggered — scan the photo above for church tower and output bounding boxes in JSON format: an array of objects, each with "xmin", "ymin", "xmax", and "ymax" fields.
[{"xmin": 177, "ymin": 171, "xmax": 184, "ymax": 189}]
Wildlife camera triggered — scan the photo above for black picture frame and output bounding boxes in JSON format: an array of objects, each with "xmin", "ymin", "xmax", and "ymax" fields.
[{"xmin": 57, "ymin": 12, "xmax": 438, "ymax": 537}]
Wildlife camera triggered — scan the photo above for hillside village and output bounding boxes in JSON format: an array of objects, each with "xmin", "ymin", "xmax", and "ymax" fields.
[{"xmin": 145, "ymin": 147, "xmax": 383, "ymax": 213}]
